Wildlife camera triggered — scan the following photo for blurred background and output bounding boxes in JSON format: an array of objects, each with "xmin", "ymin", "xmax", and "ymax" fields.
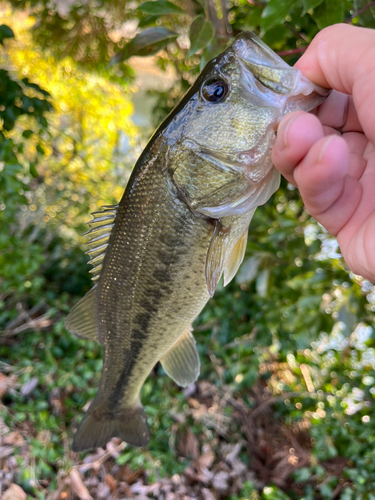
[{"xmin": 0, "ymin": 0, "xmax": 375, "ymax": 499}]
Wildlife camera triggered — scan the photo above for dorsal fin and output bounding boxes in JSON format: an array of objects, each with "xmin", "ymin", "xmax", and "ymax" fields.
[{"xmin": 84, "ymin": 204, "xmax": 118, "ymax": 282}]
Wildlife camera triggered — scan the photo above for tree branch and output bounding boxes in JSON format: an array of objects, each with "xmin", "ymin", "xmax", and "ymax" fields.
[
  {"xmin": 277, "ymin": 47, "xmax": 308, "ymax": 57},
  {"xmin": 346, "ymin": 0, "xmax": 375, "ymax": 23}
]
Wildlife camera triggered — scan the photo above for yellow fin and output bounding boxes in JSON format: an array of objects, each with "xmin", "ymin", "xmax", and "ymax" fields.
[
  {"xmin": 65, "ymin": 287, "xmax": 100, "ymax": 343},
  {"xmin": 160, "ymin": 328, "xmax": 200, "ymax": 387},
  {"xmin": 205, "ymin": 221, "xmax": 230, "ymax": 297},
  {"xmin": 223, "ymin": 228, "xmax": 248, "ymax": 287}
]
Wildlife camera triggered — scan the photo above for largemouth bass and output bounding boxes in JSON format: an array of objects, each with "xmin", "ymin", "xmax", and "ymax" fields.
[{"xmin": 66, "ymin": 32, "xmax": 329, "ymax": 452}]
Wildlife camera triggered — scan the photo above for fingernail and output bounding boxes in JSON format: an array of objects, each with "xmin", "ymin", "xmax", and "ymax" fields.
[
  {"xmin": 318, "ymin": 135, "xmax": 336, "ymax": 163},
  {"xmin": 278, "ymin": 112, "xmax": 302, "ymax": 151}
]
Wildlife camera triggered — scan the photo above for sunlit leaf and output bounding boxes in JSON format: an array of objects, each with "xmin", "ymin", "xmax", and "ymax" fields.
[
  {"xmin": 313, "ymin": 0, "xmax": 344, "ymax": 28},
  {"xmin": 110, "ymin": 28, "xmax": 178, "ymax": 65},
  {"xmin": 137, "ymin": 1, "xmax": 185, "ymax": 16},
  {"xmin": 22, "ymin": 77, "xmax": 50, "ymax": 98},
  {"xmin": 188, "ymin": 16, "xmax": 215, "ymax": 57}
]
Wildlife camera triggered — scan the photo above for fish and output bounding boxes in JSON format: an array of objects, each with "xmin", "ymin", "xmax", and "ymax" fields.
[{"xmin": 65, "ymin": 31, "xmax": 329, "ymax": 452}]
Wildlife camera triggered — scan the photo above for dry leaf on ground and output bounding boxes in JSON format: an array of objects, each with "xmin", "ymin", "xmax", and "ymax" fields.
[{"xmin": 2, "ymin": 483, "xmax": 26, "ymax": 500}]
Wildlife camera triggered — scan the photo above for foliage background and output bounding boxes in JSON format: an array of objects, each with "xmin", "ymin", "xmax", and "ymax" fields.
[{"xmin": 0, "ymin": 0, "xmax": 375, "ymax": 499}]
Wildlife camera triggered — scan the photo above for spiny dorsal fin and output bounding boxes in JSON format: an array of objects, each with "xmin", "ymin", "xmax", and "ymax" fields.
[
  {"xmin": 160, "ymin": 328, "xmax": 200, "ymax": 387},
  {"xmin": 65, "ymin": 205, "xmax": 118, "ymax": 343},
  {"xmin": 223, "ymin": 228, "xmax": 248, "ymax": 287},
  {"xmin": 84, "ymin": 204, "xmax": 118, "ymax": 282}
]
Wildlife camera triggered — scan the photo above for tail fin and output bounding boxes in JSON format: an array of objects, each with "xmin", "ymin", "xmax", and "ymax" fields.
[{"xmin": 72, "ymin": 404, "xmax": 150, "ymax": 452}]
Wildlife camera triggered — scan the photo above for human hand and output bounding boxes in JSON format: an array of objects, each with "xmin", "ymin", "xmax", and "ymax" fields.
[{"xmin": 272, "ymin": 24, "xmax": 375, "ymax": 283}]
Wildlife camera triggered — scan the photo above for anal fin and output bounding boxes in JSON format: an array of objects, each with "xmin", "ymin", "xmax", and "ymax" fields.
[
  {"xmin": 223, "ymin": 228, "xmax": 248, "ymax": 286},
  {"xmin": 160, "ymin": 328, "xmax": 200, "ymax": 388},
  {"xmin": 65, "ymin": 287, "xmax": 100, "ymax": 343}
]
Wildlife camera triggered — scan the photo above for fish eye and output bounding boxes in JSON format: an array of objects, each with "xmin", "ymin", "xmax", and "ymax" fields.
[{"xmin": 202, "ymin": 79, "xmax": 228, "ymax": 103}]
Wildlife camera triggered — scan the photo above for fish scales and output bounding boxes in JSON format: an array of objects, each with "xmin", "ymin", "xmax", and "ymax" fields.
[
  {"xmin": 97, "ymin": 142, "xmax": 212, "ymax": 409},
  {"xmin": 66, "ymin": 32, "xmax": 330, "ymax": 451}
]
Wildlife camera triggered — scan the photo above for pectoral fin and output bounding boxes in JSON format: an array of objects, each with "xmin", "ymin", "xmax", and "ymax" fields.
[
  {"xmin": 65, "ymin": 287, "xmax": 100, "ymax": 343},
  {"xmin": 223, "ymin": 228, "xmax": 248, "ymax": 287},
  {"xmin": 206, "ymin": 220, "xmax": 230, "ymax": 297},
  {"xmin": 160, "ymin": 328, "xmax": 200, "ymax": 387}
]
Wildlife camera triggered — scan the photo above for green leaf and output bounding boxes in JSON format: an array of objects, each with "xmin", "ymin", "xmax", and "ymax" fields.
[
  {"xmin": 22, "ymin": 130, "xmax": 33, "ymax": 139},
  {"xmin": 137, "ymin": 1, "xmax": 185, "ymax": 16},
  {"xmin": 313, "ymin": 0, "xmax": 344, "ymax": 29},
  {"xmin": 293, "ymin": 467, "xmax": 311, "ymax": 483},
  {"xmin": 196, "ymin": 0, "xmax": 207, "ymax": 9},
  {"xmin": 188, "ymin": 16, "xmax": 215, "ymax": 57},
  {"xmin": 0, "ymin": 24, "xmax": 14, "ymax": 45},
  {"xmin": 138, "ymin": 15, "xmax": 159, "ymax": 28},
  {"xmin": 319, "ymin": 482, "xmax": 334, "ymax": 498},
  {"xmin": 262, "ymin": 485, "xmax": 290, "ymax": 500},
  {"xmin": 244, "ymin": 6, "xmax": 263, "ymax": 28},
  {"xmin": 110, "ymin": 28, "xmax": 178, "ymax": 65},
  {"xmin": 29, "ymin": 163, "xmax": 38, "ymax": 178},
  {"xmin": 262, "ymin": 25, "xmax": 288, "ymax": 50},
  {"xmin": 36, "ymin": 144, "xmax": 45, "ymax": 155},
  {"xmin": 200, "ymin": 37, "xmax": 227, "ymax": 70},
  {"xmin": 261, "ymin": 0, "xmax": 297, "ymax": 32},
  {"xmin": 301, "ymin": 0, "xmax": 325, "ymax": 15}
]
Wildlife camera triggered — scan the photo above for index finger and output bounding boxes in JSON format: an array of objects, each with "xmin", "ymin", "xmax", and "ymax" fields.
[
  {"xmin": 295, "ymin": 24, "xmax": 375, "ymax": 144},
  {"xmin": 316, "ymin": 91, "xmax": 362, "ymax": 134}
]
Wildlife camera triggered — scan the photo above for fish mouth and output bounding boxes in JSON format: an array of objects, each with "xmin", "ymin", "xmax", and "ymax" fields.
[{"xmin": 232, "ymin": 31, "xmax": 331, "ymax": 112}]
